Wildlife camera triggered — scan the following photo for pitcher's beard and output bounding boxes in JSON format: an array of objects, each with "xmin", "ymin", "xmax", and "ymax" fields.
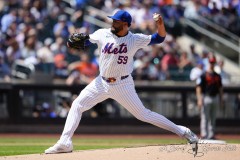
[
  {"xmin": 111, "ymin": 28, "xmax": 118, "ymax": 35},
  {"xmin": 111, "ymin": 26, "xmax": 122, "ymax": 36},
  {"xmin": 111, "ymin": 29, "xmax": 117, "ymax": 34}
]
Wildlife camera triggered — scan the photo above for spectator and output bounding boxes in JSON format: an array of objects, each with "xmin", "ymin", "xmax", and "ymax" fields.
[
  {"xmin": 15, "ymin": 23, "xmax": 29, "ymax": 49},
  {"xmin": 71, "ymin": 9, "xmax": 84, "ymax": 28},
  {"xmin": 150, "ymin": 45, "xmax": 165, "ymax": 65},
  {"xmin": 36, "ymin": 38, "xmax": 55, "ymax": 74},
  {"xmin": 41, "ymin": 6, "xmax": 60, "ymax": 39},
  {"xmin": 6, "ymin": 39, "xmax": 22, "ymax": 67},
  {"xmin": 201, "ymin": 49, "xmax": 209, "ymax": 71},
  {"xmin": 209, "ymin": 1, "xmax": 220, "ymax": 15},
  {"xmin": 178, "ymin": 51, "xmax": 192, "ymax": 70},
  {"xmin": 66, "ymin": 54, "xmax": 98, "ymax": 85},
  {"xmin": 133, "ymin": 51, "xmax": 147, "ymax": 80},
  {"xmin": 184, "ymin": 0, "xmax": 199, "ymax": 20},
  {"xmin": 214, "ymin": 59, "xmax": 231, "ymax": 85},
  {"xmin": 50, "ymin": 36, "xmax": 67, "ymax": 55},
  {"xmin": 0, "ymin": 53, "xmax": 11, "ymax": 82},
  {"xmin": 54, "ymin": 53, "xmax": 68, "ymax": 79},
  {"xmin": 1, "ymin": 8, "xmax": 17, "ymax": 33},
  {"xmin": 55, "ymin": 96, "xmax": 71, "ymax": 118},
  {"xmin": 4, "ymin": 18, "xmax": 18, "ymax": 38},
  {"xmin": 135, "ymin": 58, "xmax": 156, "ymax": 80},
  {"xmin": 134, "ymin": 0, "xmax": 159, "ymax": 33},
  {"xmin": 163, "ymin": 4, "xmax": 183, "ymax": 38},
  {"xmin": 153, "ymin": 61, "xmax": 169, "ymax": 81},
  {"xmin": 213, "ymin": 7, "xmax": 230, "ymax": 28},
  {"xmin": 21, "ymin": 28, "xmax": 42, "ymax": 65},
  {"xmin": 190, "ymin": 60, "xmax": 204, "ymax": 81},
  {"xmin": 189, "ymin": 44, "xmax": 201, "ymax": 66},
  {"xmin": 197, "ymin": 2, "xmax": 211, "ymax": 17},
  {"xmin": 161, "ymin": 47, "xmax": 178, "ymax": 72},
  {"xmin": 53, "ymin": 14, "xmax": 75, "ymax": 39},
  {"xmin": 30, "ymin": 0, "xmax": 47, "ymax": 22},
  {"xmin": 32, "ymin": 102, "xmax": 56, "ymax": 118}
]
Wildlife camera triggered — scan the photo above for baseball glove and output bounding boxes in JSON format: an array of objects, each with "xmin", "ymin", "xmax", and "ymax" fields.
[{"xmin": 67, "ymin": 32, "xmax": 90, "ymax": 50}]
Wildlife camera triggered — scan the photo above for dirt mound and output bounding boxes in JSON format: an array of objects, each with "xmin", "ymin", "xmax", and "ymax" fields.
[{"xmin": 2, "ymin": 144, "xmax": 240, "ymax": 160}]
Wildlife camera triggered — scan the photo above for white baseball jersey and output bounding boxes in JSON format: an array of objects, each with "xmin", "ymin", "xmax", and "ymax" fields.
[
  {"xmin": 57, "ymin": 29, "xmax": 189, "ymax": 147},
  {"xmin": 89, "ymin": 28, "xmax": 151, "ymax": 77}
]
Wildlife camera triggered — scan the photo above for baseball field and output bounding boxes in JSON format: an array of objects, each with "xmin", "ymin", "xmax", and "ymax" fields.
[{"xmin": 0, "ymin": 134, "xmax": 239, "ymax": 160}]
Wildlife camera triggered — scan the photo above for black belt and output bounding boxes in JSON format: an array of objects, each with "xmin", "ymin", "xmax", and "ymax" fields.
[{"xmin": 102, "ymin": 75, "xmax": 129, "ymax": 83}]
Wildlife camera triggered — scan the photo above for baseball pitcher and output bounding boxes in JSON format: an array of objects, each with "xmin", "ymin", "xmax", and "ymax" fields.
[{"xmin": 45, "ymin": 10, "xmax": 199, "ymax": 156}]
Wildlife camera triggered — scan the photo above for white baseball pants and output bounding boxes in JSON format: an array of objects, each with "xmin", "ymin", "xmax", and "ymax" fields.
[{"xmin": 58, "ymin": 75, "xmax": 186, "ymax": 146}]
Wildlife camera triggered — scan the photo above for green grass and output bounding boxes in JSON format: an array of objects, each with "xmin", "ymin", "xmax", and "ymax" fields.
[
  {"xmin": 0, "ymin": 136, "xmax": 183, "ymax": 156},
  {"xmin": 0, "ymin": 136, "xmax": 239, "ymax": 156}
]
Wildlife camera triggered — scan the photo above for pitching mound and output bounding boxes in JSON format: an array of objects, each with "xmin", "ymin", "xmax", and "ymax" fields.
[{"xmin": 3, "ymin": 144, "xmax": 240, "ymax": 160}]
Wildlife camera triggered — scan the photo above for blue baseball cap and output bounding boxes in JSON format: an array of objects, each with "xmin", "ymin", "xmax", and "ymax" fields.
[{"xmin": 108, "ymin": 10, "xmax": 132, "ymax": 27}]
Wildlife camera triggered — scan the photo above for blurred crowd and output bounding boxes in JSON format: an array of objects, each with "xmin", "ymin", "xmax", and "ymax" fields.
[
  {"xmin": 0, "ymin": 0, "xmax": 237, "ymax": 84},
  {"xmin": 184, "ymin": 0, "xmax": 240, "ymax": 36}
]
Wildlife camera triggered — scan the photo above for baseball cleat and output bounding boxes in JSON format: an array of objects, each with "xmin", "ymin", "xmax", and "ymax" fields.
[
  {"xmin": 183, "ymin": 128, "xmax": 199, "ymax": 157},
  {"xmin": 45, "ymin": 143, "xmax": 73, "ymax": 154}
]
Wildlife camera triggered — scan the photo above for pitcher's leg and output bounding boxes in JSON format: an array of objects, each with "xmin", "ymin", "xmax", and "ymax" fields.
[
  {"xmin": 59, "ymin": 78, "xmax": 108, "ymax": 145},
  {"xmin": 45, "ymin": 77, "xmax": 108, "ymax": 153},
  {"xmin": 112, "ymin": 84, "xmax": 198, "ymax": 157},
  {"xmin": 58, "ymin": 95, "xmax": 89, "ymax": 146},
  {"xmin": 112, "ymin": 84, "xmax": 185, "ymax": 137}
]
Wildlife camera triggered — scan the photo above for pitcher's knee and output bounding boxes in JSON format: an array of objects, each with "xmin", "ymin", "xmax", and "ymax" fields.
[
  {"xmin": 71, "ymin": 96, "xmax": 94, "ymax": 113},
  {"xmin": 71, "ymin": 98, "xmax": 85, "ymax": 113},
  {"xmin": 134, "ymin": 109, "xmax": 151, "ymax": 122}
]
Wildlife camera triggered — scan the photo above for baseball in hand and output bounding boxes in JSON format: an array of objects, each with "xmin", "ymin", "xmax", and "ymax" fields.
[{"xmin": 153, "ymin": 13, "xmax": 160, "ymax": 21}]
